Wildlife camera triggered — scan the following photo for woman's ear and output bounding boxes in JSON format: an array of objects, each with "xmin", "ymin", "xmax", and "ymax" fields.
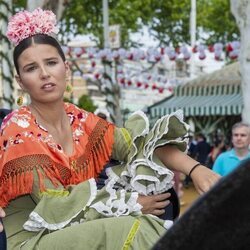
[
  {"xmin": 15, "ymin": 75, "xmax": 24, "ymax": 90},
  {"xmin": 65, "ymin": 61, "xmax": 71, "ymax": 76}
]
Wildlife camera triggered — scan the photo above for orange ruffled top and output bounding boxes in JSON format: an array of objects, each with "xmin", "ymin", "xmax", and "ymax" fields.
[{"xmin": 0, "ymin": 103, "xmax": 115, "ymax": 207}]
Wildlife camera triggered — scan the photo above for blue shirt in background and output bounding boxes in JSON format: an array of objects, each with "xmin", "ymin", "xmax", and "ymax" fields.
[{"xmin": 212, "ymin": 149, "xmax": 250, "ymax": 176}]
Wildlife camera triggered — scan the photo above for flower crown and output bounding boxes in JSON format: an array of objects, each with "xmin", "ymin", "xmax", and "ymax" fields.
[{"xmin": 7, "ymin": 8, "xmax": 59, "ymax": 46}]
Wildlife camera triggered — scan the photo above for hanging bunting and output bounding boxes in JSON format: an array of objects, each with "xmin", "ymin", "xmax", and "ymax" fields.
[{"xmin": 64, "ymin": 40, "xmax": 240, "ymax": 94}]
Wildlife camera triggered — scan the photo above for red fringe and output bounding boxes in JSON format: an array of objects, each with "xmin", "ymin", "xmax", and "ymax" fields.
[
  {"xmin": 0, "ymin": 162, "xmax": 62, "ymax": 208},
  {"xmin": 0, "ymin": 121, "xmax": 114, "ymax": 207}
]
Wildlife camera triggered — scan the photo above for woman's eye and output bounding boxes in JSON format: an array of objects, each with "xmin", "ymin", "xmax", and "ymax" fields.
[
  {"xmin": 26, "ymin": 66, "xmax": 36, "ymax": 72},
  {"xmin": 47, "ymin": 61, "xmax": 57, "ymax": 66}
]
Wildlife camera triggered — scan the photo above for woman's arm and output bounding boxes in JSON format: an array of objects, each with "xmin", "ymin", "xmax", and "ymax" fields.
[{"xmin": 155, "ymin": 145, "xmax": 221, "ymax": 194}]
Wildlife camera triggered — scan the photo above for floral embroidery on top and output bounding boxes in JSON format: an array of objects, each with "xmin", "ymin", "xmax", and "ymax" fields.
[
  {"xmin": 1, "ymin": 109, "xmax": 31, "ymax": 130},
  {"xmin": 0, "ymin": 103, "xmax": 90, "ymax": 154}
]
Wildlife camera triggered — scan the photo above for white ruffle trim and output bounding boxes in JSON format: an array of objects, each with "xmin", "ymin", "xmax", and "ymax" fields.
[
  {"xmin": 127, "ymin": 110, "xmax": 150, "ymax": 138},
  {"xmin": 164, "ymin": 220, "xmax": 174, "ymax": 229},
  {"xmin": 144, "ymin": 110, "xmax": 189, "ymax": 163},
  {"xmin": 90, "ymin": 180, "xmax": 142, "ymax": 217},
  {"xmin": 125, "ymin": 111, "xmax": 150, "ymax": 161},
  {"xmin": 130, "ymin": 173, "xmax": 174, "ymax": 195},
  {"xmin": 148, "ymin": 214, "xmax": 173, "ymax": 229},
  {"xmin": 106, "ymin": 162, "xmax": 175, "ymax": 196},
  {"xmin": 23, "ymin": 178, "xmax": 98, "ymax": 232},
  {"xmin": 23, "ymin": 211, "xmax": 77, "ymax": 232}
]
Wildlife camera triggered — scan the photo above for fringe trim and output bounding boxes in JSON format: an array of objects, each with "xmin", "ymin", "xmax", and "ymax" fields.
[
  {"xmin": 0, "ymin": 155, "xmax": 62, "ymax": 208},
  {"xmin": 68, "ymin": 121, "xmax": 114, "ymax": 185}
]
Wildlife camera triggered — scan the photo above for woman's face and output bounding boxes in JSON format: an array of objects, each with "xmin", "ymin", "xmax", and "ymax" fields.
[{"xmin": 16, "ymin": 43, "xmax": 69, "ymax": 104}]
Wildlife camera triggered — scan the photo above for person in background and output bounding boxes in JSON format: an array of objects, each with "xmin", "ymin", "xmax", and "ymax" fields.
[
  {"xmin": 188, "ymin": 134, "xmax": 197, "ymax": 159},
  {"xmin": 206, "ymin": 135, "xmax": 226, "ymax": 169},
  {"xmin": 0, "ymin": 8, "xmax": 220, "ymax": 249},
  {"xmin": 195, "ymin": 133, "xmax": 211, "ymax": 165},
  {"xmin": 212, "ymin": 122, "xmax": 250, "ymax": 176}
]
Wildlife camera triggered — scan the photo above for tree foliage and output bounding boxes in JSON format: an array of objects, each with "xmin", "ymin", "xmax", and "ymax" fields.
[
  {"xmin": 145, "ymin": 0, "xmax": 192, "ymax": 47},
  {"xmin": 60, "ymin": 0, "xmax": 239, "ymax": 47},
  {"xmin": 197, "ymin": 0, "xmax": 239, "ymax": 45},
  {"xmin": 77, "ymin": 94, "xmax": 97, "ymax": 112},
  {"xmin": 61, "ymin": 0, "xmax": 153, "ymax": 47},
  {"xmin": 12, "ymin": 0, "xmax": 239, "ymax": 47}
]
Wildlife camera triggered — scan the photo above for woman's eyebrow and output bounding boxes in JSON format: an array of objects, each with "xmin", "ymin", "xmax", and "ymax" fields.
[{"xmin": 44, "ymin": 57, "xmax": 59, "ymax": 61}]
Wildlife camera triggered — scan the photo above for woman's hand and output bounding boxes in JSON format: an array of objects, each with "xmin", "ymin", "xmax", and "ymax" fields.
[
  {"xmin": 0, "ymin": 207, "xmax": 6, "ymax": 232},
  {"xmin": 137, "ymin": 192, "xmax": 171, "ymax": 216},
  {"xmin": 189, "ymin": 164, "xmax": 221, "ymax": 194}
]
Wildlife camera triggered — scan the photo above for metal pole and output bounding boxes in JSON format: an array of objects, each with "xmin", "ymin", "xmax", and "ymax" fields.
[
  {"xmin": 102, "ymin": 0, "xmax": 122, "ymax": 125},
  {"xmin": 103, "ymin": 0, "xmax": 110, "ymax": 48},
  {"xmin": 190, "ymin": 0, "xmax": 196, "ymax": 78}
]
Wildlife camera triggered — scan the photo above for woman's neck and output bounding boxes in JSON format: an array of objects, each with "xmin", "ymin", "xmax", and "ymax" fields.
[{"xmin": 29, "ymin": 101, "xmax": 66, "ymax": 129}]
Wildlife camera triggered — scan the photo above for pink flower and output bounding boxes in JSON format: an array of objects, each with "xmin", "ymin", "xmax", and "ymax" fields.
[{"xmin": 7, "ymin": 8, "xmax": 59, "ymax": 46}]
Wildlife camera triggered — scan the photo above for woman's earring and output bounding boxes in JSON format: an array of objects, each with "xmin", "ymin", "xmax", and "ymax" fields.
[
  {"xmin": 16, "ymin": 95, "xmax": 23, "ymax": 106},
  {"xmin": 65, "ymin": 83, "xmax": 73, "ymax": 93}
]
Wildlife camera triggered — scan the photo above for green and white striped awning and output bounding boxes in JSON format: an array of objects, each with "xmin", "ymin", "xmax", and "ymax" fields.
[{"xmin": 149, "ymin": 93, "xmax": 243, "ymax": 118}]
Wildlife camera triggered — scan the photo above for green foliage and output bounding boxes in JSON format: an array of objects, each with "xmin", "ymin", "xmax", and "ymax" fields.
[
  {"xmin": 197, "ymin": 0, "xmax": 239, "ymax": 44},
  {"xmin": 61, "ymin": 0, "xmax": 153, "ymax": 47},
  {"xmin": 12, "ymin": 0, "xmax": 239, "ymax": 47},
  {"xmin": 63, "ymin": 96, "xmax": 74, "ymax": 104},
  {"xmin": 13, "ymin": 0, "xmax": 26, "ymax": 10},
  {"xmin": 77, "ymin": 94, "xmax": 97, "ymax": 112},
  {"xmin": 146, "ymin": 0, "xmax": 191, "ymax": 47},
  {"xmin": 60, "ymin": 0, "xmax": 239, "ymax": 47}
]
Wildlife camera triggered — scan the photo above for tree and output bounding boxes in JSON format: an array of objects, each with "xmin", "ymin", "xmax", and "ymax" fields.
[
  {"xmin": 61, "ymin": 0, "xmax": 239, "ymax": 47},
  {"xmin": 77, "ymin": 94, "xmax": 97, "ymax": 112},
  {"xmin": 230, "ymin": 0, "xmax": 250, "ymax": 123},
  {"xmin": 61, "ymin": 0, "xmax": 153, "ymax": 47},
  {"xmin": 26, "ymin": 0, "xmax": 67, "ymax": 19},
  {"xmin": 10, "ymin": 0, "xmax": 240, "ymax": 48},
  {"xmin": 197, "ymin": 0, "xmax": 239, "ymax": 45}
]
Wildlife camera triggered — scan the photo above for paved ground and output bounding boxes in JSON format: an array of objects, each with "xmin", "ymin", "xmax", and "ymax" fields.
[{"xmin": 179, "ymin": 183, "xmax": 200, "ymax": 215}]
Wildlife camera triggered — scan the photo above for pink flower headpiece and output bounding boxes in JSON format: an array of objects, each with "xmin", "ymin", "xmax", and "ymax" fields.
[{"xmin": 7, "ymin": 8, "xmax": 59, "ymax": 46}]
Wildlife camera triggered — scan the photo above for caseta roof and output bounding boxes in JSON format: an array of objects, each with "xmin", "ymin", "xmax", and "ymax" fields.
[{"xmin": 148, "ymin": 63, "xmax": 242, "ymax": 118}]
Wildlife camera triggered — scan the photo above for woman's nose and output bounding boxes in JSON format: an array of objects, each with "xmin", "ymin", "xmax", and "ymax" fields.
[{"xmin": 40, "ymin": 66, "xmax": 50, "ymax": 79}]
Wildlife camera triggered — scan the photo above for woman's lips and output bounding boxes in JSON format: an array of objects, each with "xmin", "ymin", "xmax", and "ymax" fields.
[{"xmin": 41, "ymin": 83, "xmax": 56, "ymax": 90}]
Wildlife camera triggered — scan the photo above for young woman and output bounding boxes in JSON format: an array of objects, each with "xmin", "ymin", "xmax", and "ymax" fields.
[{"xmin": 0, "ymin": 8, "xmax": 220, "ymax": 249}]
